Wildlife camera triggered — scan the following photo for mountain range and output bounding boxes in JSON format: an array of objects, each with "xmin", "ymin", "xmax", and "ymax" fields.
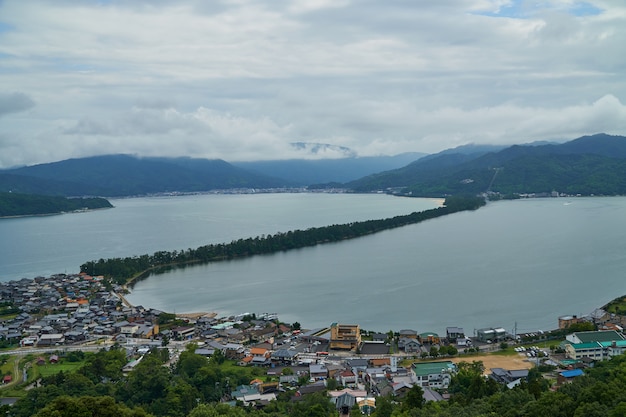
[
  {"xmin": 1, "ymin": 133, "xmax": 625, "ymax": 198},
  {"xmin": 0, "ymin": 152, "xmax": 426, "ymax": 197},
  {"xmin": 347, "ymin": 133, "xmax": 626, "ymax": 196}
]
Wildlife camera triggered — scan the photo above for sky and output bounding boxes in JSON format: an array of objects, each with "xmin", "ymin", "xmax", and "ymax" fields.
[{"xmin": 0, "ymin": 0, "xmax": 625, "ymax": 168}]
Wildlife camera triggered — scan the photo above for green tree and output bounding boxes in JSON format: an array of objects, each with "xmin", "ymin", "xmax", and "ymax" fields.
[
  {"xmin": 574, "ymin": 402, "xmax": 610, "ymax": 417},
  {"xmin": 429, "ymin": 346, "xmax": 439, "ymax": 358},
  {"xmin": 372, "ymin": 395, "xmax": 393, "ymax": 417},
  {"xmin": 350, "ymin": 403, "xmax": 362, "ymax": 417},
  {"xmin": 31, "ymin": 395, "xmax": 152, "ymax": 417},
  {"xmin": 402, "ymin": 384, "xmax": 425, "ymax": 410}
]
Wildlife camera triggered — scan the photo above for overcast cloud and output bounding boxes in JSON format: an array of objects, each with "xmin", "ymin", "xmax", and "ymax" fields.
[{"xmin": 0, "ymin": 0, "xmax": 624, "ymax": 168}]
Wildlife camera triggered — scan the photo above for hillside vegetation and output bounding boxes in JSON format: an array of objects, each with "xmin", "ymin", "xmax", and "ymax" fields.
[
  {"xmin": 0, "ymin": 192, "xmax": 113, "ymax": 217},
  {"xmin": 6, "ymin": 338, "xmax": 626, "ymax": 416},
  {"xmin": 348, "ymin": 133, "xmax": 626, "ymax": 197}
]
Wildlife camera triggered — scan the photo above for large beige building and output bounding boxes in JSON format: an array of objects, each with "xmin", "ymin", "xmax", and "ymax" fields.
[{"xmin": 330, "ymin": 323, "xmax": 361, "ymax": 351}]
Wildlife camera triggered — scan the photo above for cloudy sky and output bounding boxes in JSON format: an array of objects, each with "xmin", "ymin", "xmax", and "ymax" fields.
[{"xmin": 1, "ymin": 0, "xmax": 625, "ymax": 168}]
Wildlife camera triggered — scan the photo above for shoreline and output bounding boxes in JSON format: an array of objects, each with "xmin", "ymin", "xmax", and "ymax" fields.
[{"xmin": 0, "ymin": 205, "xmax": 114, "ymax": 220}]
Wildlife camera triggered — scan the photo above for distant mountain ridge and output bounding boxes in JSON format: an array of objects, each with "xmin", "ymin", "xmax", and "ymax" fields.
[
  {"xmin": 0, "ymin": 152, "xmax": 426, "ymax": 197},
  {"xmin": 348, "ymin": 133, "xmax": 626, "ymax": 196},
  {"xmin": 0, "ymin": 155, "xmax": 291, "ymax": 197},
  {"xmin": 2, "ymin": 133, "xmax": 624, "ymax": 198}
]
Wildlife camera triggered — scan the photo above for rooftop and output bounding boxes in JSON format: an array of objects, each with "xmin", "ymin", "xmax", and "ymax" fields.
[{"xmin": 412, "ymin": 361, "xmax": 456, "ymax": 376}]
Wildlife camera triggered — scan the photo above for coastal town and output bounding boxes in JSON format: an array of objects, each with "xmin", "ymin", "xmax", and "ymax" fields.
[{"xmin": 2, "ymin": 272, "xmax": 626, "ymax": 413}]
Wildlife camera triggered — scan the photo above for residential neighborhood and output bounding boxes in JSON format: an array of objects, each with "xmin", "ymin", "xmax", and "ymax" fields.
[{"xmin": 2, "ymin": 273, "xmax": 626, "ymax": 414}]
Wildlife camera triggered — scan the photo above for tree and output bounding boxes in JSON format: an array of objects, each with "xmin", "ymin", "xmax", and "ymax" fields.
[
  {"xmin": 31, "ymin": 395, "xmax": 152, "ymax": 417},
  {"xmin": 209, "ymin": 349, "xmax": 225, "ymax": 365},
  {"xmin": 176, "ymin": 351, "xmax": 209, "ymax": 378},
  {"xmin": 429, "ymin": 346, "xmax": 439, "ymax": 358},
  {"xmin": 402, "ymin": 384, "xmax": 425, "ymax": 410},
  {"xmin": 373, "ymin": 395, "xmax": 393, "ymax": 417},
  {"xmin": 350, "ymin": 403, "xmax": 362, "ymax": 417},
  {"xmin": 574, "ymin": 402, "xmax": 610, "ymax": 417}
]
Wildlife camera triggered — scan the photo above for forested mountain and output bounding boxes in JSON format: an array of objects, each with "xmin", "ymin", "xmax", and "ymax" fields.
[
  {"xmin": 0, "ymin": 155, "xmax": 292, "ymax": 197},
  {"xmin": 0, "ymin": 192, "xmax": 113, "ymax": 217},
  {"xmin": 231, "ymin": 152, "xmax": 427, "ymax": 185},
  {"xmin": 0, "ymin": 153, "xmax": 427, "ymax": 197},
  {"xmin": 348, "ymin": 133, "xmax": 626, "ymax": 196},
  {"xmin": 2, "ymin": 134, "xmax": 624, "ymax": 198}
]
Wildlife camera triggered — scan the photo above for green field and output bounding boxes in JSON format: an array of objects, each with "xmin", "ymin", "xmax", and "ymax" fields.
[{"xmin": 34, "ymin": 361, "xmax": 85, "ymax": 378}]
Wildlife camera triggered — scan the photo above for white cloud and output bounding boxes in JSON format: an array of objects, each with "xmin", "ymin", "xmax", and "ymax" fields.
[{"xmin": 0, "ymin": 0, "xmax": 624, "ymax": 168}]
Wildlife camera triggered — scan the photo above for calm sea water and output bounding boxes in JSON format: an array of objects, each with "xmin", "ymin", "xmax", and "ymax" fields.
[
  {"xmin": 127, "ymin": 196, "xmax": 626, "ymax": 336},
  {"xmin": 0, "ymin": 193, "xmax": 439, "ymax": 280},
  {"xmin": 3, "ymin": 194, "xmax": 625, "ymax": 336}
]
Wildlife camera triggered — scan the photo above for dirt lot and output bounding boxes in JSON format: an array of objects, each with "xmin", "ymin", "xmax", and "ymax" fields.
[{"xmin": 450, "ymin": 353, "xmax": 535, "ymax": 375}]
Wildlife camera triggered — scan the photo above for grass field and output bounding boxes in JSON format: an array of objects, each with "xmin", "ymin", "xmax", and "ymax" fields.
[
  {"xmin": 35, "ymin": 361, "xmax": 85, "ymax": 378},
  {"xmin": 0, "ymin": 355, "xmax": 17, "ymax": 378}
]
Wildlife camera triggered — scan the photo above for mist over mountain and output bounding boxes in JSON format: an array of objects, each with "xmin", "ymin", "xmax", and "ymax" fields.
[{"xmin": 232, "ymin": 153, "xmax": 426, "ymax": 185}]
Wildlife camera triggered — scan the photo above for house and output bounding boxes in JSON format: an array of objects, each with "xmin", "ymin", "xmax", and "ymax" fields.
[
  {"xmin": 330, "ymin": 323, "xmax": 361, "ymax": 351},
  {"xmin": 398, "ymin": 337, "xmax": 421, "ymax": 353},
  {"xmin": 412, "ymin": 361, "xmax": 457, "ymax": 389},
  {"xmin": 359, "ymin": 341, "xmax": 389, "ymax": 355},
  {"xmin": 171, "ymin": 326, "xmax": 195, "ymax": 340},
  {"xmin": 558, "ymin": 315, "xmax": 583, "ymax": 329},
  {"xmin": 369, "ymin": 358, "xmax": 391, "ymax": 368},
  {"xmin": 418, "ymin": 332, "xmax": 440, "ymax": 345},
  {"xmin": 558, "ymin": 369, "xmax": 584, "ymax": 384},
  {"xmin": 399, "ymin": 329, "xmax": 418, "ymax": 339},
  {"xmin": 391, "ymin": 381, "xmax": 413, "ymax": 398},
  {"xmin": 423, "ymin": 387, "xmax": 445, "ymax": 402},
  {"xmin": 446, "ymin": 327, "xmax": 465, "ymax": 342},
  {"xmin": 309, "ymin": 363, "xmax": 328, "ymax": 380},
  {"xmin": 338, "ymin": 370, "xmax": 357, "ymax": 387},
  {"xmin": 346, "ymin": 358, "xmax": 368, "ymax": 373},
  {"xmin": 372, "ymin": 333, "xmax": 388, "ymax": 342},
  {"xmin": 476, "ymin": 327, "xmax": 507, "ymax": 343},
  {"xmin": 295, "ymin": 381, "xmax": 326, "ymax": 397},
  {"xmin": 328, "ymin": 389, "xmax": 367, "ymax": 415},
  {"xmin": 489, "ymin": 368, "xmax": 529, "ymax": 388},
  {"xmin": 122, "ymin": 357, "xmax": 142, "ymax": 375},
  {"xmin": 231, "ymin": 384, "xmax": 259, "ymax": 401},
  {"xmin": 37, "ymin": 333, "xmax": 65, "ymax": 346},
  {"xmin": 195, "ymin": 348, "xmax": 215, "ymax": 357},
  {"xmin": 374, "ymin": 379, "xmax": 394, "ymax": 397}
]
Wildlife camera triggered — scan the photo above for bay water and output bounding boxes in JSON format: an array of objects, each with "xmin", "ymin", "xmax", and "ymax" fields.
[{"xmin": 2, "ymin": 194, "xmax": 625, "ymax": 337}]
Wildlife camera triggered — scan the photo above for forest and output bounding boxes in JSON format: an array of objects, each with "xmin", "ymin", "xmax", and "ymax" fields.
[
  {"xmin": 80, "ymin": 196, "xmax": 486, "ymax": 285},
  {"xmin": 6, "ymin": 341, "xmax": 626, "ymax": 417},
  {"xmin": 0, "ymin": 192, "xmax": 113, "ymax": 217},
  {"xmin": 349, "ymin": 134, "xmax": 626, "ymax": 197}
]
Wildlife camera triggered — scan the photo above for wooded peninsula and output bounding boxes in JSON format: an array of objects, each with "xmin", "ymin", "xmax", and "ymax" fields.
[
  {"xmin": 80, "ymin": 195, "xmax": 485, "ymax": 286},
  {"xmin": 0, "ymin": 192, "xmax": 113, "ymax": 218}
]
